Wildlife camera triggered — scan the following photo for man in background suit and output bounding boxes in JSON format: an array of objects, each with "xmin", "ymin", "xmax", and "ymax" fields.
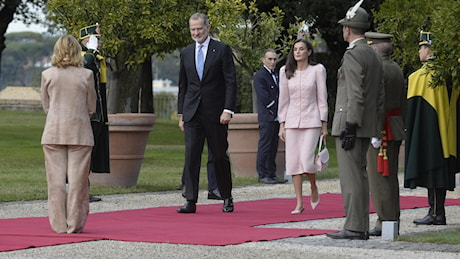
[
  {"xmin": 327, "ymin": 2, "xmax": 384, "ymax": 240},
  {"xmin": 177, "ymin": 12, "xmax": 237, "ymax": 213},
  {"xmin": 253, "ymin": 49, "xmax": 286, "ymax": 184},
  {"xmin": 365, "ymin": 32, "xmax": 406, "ymax": 236}
]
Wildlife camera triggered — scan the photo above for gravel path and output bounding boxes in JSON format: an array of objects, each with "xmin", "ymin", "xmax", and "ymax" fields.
[{"xmin": 1, "ymin": 175, "xmax": 460, "ymax": 259}]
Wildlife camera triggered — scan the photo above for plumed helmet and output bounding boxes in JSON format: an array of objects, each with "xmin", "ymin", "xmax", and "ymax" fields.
[
  {"xmin": 79, "ymin": 23, "xmax": 100, "ymax": 40},
  {"xmin": 419, "ymin": 31, "xmax": 434, "ymax": 47},
  {"xmin": 338, "ymin": 0, "xmax": 370, "ymax": 29}
]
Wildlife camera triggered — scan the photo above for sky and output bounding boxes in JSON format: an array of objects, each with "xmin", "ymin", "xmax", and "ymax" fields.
[{"xmin": 6, "ymin": 21, "xmax": 48, "ymax": 33}]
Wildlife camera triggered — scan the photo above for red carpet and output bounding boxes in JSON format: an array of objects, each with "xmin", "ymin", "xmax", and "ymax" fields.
[{"xmin": 1, "ymin": 193, "xmax": 459, "ymax": 252}]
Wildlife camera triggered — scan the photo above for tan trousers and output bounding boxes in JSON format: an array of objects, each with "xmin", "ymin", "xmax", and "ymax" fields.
[
  {"xmin": 43, "ymin": 144, "xmax": 92, "ymax": 233},
  {"xmin": 335, "ymin": 137, "xmax": 370, "ymax": 233}
]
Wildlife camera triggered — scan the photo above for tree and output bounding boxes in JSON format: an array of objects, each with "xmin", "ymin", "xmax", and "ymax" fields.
[
  {"xmin": 0, "ymin": 0, "xmax": 47, "ymax": 74},
  {"xmin": 242, "ymin": 0, "xmax": 383, "ymax": 118},
  {"xmin": 1, "ymin": 32, "xmax": 57, "ymax": 89},
  {"xmin": 206, "ymin": 0, "xmax": 300, "ymax": 112},
  {"xmin": 374, "ymin": 0, "xmax": 460, "ymax": 88},
  {"xmin": 429, "ymin": 2, "xmax": 460, "ymax": 89},
  {"xmin": 46, "ymin": 0, "xmax": 200, "ymax": 113},
  {"xmin": 373, "ymin": 0, "xmax": 438, "ymax": 77}
]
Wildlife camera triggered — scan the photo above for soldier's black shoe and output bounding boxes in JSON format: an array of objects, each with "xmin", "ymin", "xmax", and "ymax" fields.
[
  {"xmin": 368, "ymin": 227, "xmax": 382, "ymax": 236},
  {"xmin": 414, "ymin": 214, "xmax": 446, "ymax": 225},
  {"xmin": 326, "ymin": 229, "xmax": 369, "ymax": 240},
  {"xmin": 89, "ymin": 195, "xmax": 102, "ymax": 203}
]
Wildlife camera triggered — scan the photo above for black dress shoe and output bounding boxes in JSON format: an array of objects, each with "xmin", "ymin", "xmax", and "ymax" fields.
[
  {"xmin": 208, "ymin": 189, "xmax": 223, "ymax": 200},
  {"xmin": 414, "ymin": 214, "xmax": 446, "ymax": 225},
  {"xmin": 413, "ymin": 214, "xmax": 434, "ymax": 225},
  {"xmin": 272, "ymin": 177, "xmax": 288, "ymax": 183},
  {"xmin": 223, "ymin": 198, "xmax": 234, "ymax": 212},
  {"xmin": 177, "ymin": 201, "xmax": 196, "ymax": 213},
  {"xmin": 326, "ymin": 230, "xmax": 369, "ymax": 240},
  {"xmin": 368, "ymin": 227, "xmax": 382, "ymax": 236},
  {"xmin": 259, "ymin": 177, "xmax": 277, "ymax": 184},
  {"xmin": 89, "ymin": 195, "xmax": 102, "ymax": 203}
]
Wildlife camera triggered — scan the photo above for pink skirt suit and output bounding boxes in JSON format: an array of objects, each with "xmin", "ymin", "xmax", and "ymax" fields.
[{"xmin": 278, "ymin": 64, "xmax": 328, "ymax": 175}]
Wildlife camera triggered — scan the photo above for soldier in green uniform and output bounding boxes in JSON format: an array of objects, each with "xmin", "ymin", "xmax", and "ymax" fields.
[
  {"xmin": 327, "ymin": 1, "xmax": 385, "ymax": 240},
  {"xmin": 79, "ymin": 24, "xmax": 110, "ymax": 202},
  {"xmin": 405, "ymin": 31, "xmax": 460, "ymax": 225},
  {"xmin": 364, "ymin": 32, "xmax": 406, "ymax": 236}
]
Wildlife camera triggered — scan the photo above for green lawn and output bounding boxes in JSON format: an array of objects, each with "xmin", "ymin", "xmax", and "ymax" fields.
[{"xmin": 0, "ymin": 110, "xmax": 339, "ymax": 202}]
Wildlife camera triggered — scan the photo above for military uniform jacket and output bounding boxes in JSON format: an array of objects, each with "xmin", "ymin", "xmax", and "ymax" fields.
[
  {"xmin": 381, "ymin": 56, "xmax": 406, "ymax": 140},
  {"xmin": 331, "ymin": 38, "xmax": 385, "ymax": 137}
]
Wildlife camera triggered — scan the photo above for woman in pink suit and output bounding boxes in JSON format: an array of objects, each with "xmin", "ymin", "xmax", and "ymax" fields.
[
  {"xmin": 278, "ymin": 38, "xmax": 328, "ymax": 214},
  {"xmin": 40, "ymin": 35, "xmax": 97, "ymax": 233}
]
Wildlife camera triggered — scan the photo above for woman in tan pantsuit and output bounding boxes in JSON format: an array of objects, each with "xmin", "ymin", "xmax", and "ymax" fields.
[{"xmin": 40, "ymin": 35, "xmax": 96, "ymax": 233}]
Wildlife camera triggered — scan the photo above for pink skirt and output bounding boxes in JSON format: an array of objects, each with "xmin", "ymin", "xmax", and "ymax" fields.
[{"xmin": 285, "ymin": 128, "xmax": 321, "ymax": 175}]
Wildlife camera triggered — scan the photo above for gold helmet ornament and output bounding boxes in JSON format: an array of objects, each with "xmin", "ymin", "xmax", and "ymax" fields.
[{"xmin": 338, "ymin": 0, "xmax": 370, "ymax": 29}]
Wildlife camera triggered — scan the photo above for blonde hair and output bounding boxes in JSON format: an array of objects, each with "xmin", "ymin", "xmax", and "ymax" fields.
[{"xmin": 51, "ymin": 35, "xmax": 84, "ymax": 68}]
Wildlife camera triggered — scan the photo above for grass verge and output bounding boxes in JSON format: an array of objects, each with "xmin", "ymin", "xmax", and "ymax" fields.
[{"xmin": 0, "ymin": 110, "xmax": 337, "ymax": 202}]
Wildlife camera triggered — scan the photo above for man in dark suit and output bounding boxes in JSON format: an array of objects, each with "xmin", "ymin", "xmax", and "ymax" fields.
[
  {"xmin": 177, "ymin": 12, "xmax": 237, "ymax": 213},
  {"xmin": 253, "ymin": 49, "xmax": 286, "ymax": 184}
]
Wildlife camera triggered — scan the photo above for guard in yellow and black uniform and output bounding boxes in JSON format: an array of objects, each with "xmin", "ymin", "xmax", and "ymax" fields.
[
  {"xmin": 405, "ymin": 31, "xmax": 460, "ymax": 225},
  {"xmin": 79, "ymin": 24, "xmax": 110, "ymax": 202}
]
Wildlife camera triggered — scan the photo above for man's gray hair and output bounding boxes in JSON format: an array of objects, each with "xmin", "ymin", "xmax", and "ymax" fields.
[{"xmin": 190, "ymin": 13, "xmax": 209, "ymax": 26}]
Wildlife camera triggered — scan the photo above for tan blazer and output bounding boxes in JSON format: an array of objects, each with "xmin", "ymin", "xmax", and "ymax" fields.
[
  {"xmin": 278, "ymin": 64, "xmax": 328, "ymax": 128},
  {"xmin": 41, "ymin": 66, "xmax": 96, "ymax": 146}
]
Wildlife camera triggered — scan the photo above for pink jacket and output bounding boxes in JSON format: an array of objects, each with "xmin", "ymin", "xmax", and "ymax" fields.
[
  {"xmin": 40, "ymin": 66, "xmax": 96, "ymax": 146},
  {"xmin": 278, "ymin": 64, "xmax": 328, "ymax": 128}
]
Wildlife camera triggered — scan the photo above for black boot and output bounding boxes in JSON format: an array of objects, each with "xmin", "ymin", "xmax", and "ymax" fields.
[
  {"xmin": 413, "ymin": 188, "xmax": 446, "ymax": 225},
  {"xmin": 433, "ymin": 188, "xmax": 447, "ymax": 225}
]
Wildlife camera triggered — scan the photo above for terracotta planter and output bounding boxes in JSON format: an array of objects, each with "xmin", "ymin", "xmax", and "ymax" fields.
[
  {"xmin": 227, "ymin": 113, "xmax": 285, "ymax": 177},
  {"xmin": 89, "ymin": 113, "xmax": 156, "ymax": 187}
]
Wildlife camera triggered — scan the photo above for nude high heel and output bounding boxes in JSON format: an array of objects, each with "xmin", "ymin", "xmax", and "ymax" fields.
[
  {"xmin": 310, "ymin": 191, "xmax": 320, "ymax": 210},
  {"xmin": 291, "ymin": 206, "xmax": 305, "ymax": 215}
]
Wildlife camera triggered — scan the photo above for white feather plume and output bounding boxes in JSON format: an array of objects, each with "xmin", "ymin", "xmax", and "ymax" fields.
[{"xmin": 346, "ymin": 0, "xmax": 363, "ymax": 19}]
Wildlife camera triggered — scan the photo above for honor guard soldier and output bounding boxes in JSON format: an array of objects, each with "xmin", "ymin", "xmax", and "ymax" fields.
[
  {"xmin": 365, "ymin": 32, "xmax": 406, "ymax": 236},
  {"xmin": 79, "ymin": 24, "xmax": 110, "ymax": 202}
]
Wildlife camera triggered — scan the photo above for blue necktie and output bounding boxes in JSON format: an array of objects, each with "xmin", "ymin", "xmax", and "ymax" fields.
[
  {"xmin": 271, "ymin": 70, "xmax": 278, "ymax": 85},
  {"xmin": 196, "ymin": 45, "xmax": 204, "ymax": 80}
]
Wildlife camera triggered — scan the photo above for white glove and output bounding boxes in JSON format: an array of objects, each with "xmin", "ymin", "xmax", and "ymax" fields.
[
  {"xmin": 86, "ymin": 35, "xmax": 98, "ymax": 50},
  {"xmin": 371, "ymin": 137, "xmax": 382, "ymax": 149}
]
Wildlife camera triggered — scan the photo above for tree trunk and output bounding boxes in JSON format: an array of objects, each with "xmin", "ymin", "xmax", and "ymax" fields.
[{"xmin": 107, "ymin": 57, "xmax": 153, "ymax": 113}]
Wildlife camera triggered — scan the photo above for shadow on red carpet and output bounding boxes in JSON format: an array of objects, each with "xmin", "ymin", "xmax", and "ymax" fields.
[{"xmin": 1, "ymin": 193, "xmax": 458, "ymax": 252}]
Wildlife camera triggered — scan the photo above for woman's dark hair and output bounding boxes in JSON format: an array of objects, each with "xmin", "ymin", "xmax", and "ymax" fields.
[{"xmin": 285, "ymin": 38, "xmax": 317, "ymax": 79}]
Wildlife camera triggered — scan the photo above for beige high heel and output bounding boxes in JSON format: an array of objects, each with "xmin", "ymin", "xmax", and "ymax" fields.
[
  {"xmin": 310, "ymin": 189, "xmax": 320, "ymax": 210},
  {"xmin": 310, "ymin": 196, "xmax": 320, "ymax": 210},
  {"xmin": 291, "ymin": 206, "xmax": 305, "ymax": 215}
]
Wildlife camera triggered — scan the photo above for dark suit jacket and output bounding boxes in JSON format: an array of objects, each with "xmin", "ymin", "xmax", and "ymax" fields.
[
  {"xmin": 178, "ymin": 38, "xmax": 237, "ymax": 123},
  {"xmin": 253, "ymin": 66, "xmax": 279, "ymax": 122}
]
